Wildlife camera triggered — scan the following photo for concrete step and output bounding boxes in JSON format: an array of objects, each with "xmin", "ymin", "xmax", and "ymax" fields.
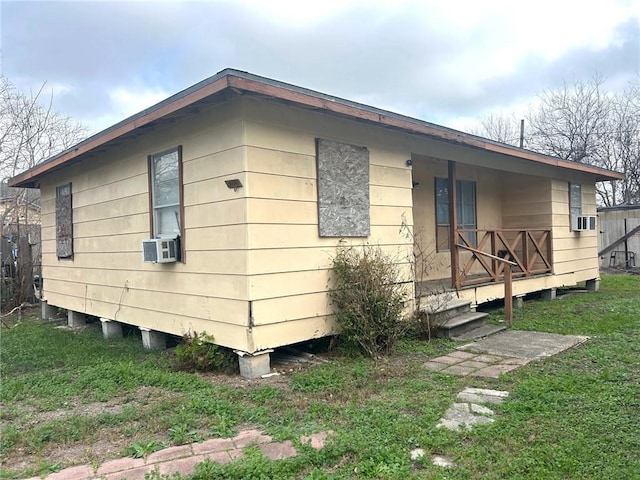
[
  {"xmin": 422, "ymin": 298, "xmax": 472, "ymax": 324},
  {"xmin": 435, "ymin": 311, "xmax": 489, "ymax": 339},
  {"xmin": 451, "ymin": 324, "xmax": 507, "ymax": 342}
]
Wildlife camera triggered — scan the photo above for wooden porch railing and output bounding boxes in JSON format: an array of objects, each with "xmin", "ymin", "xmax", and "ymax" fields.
[
  {"xmin": 453, "ymin": 229, "xmax": 553, "ymax": 289},
  {"xmin": 456, "ymin": 244, "xmax": 518, "ymax": 325}
]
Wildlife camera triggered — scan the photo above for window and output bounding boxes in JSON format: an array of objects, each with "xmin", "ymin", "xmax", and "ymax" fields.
[
  {"xmin": 435, "ymin": 178, "xmax": 477, "ymax": 251},
  {"xmin": 149, "ymin": 146, "xmax": 184, "ymax": 256},
  {"xmin": 569, "ymin": 182, "xmax": 582, "ymax": 217},
  {"xmin": 55, "ymin": 183, "xmax": 73, "ymax": 258},
  {"xmin": 569, "ymin": 182, "xmax": 584, "ymax": 231}
]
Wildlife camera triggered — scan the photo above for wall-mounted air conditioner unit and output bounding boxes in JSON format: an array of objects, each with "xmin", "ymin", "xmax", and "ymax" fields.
[
  {"xmin": 572, "ymin": 215, "xmax": 597, "ymax": 232},
  {"xmin": 142, "ymin": 238, "xmax": 177, "ymax": 263}
]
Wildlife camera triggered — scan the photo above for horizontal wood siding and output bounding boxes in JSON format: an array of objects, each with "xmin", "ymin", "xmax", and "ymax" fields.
[
  {"xmin": 39, "ymin": 101, "xmax": 253, "ymax": 350},
  {"xmin": 501, "ymin": 174, "xmax": 552, "ymax": 229},
  {"xmin": 242, "ymin": 97, "xmax": 414, "ymax": 340},
  {"xmin": 551, "ymin": 179, "xmax": 599, "ymax": 281}
]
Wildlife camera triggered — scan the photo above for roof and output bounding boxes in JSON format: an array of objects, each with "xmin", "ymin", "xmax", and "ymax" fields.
[
  {"xmin": 9, "ymin": 68, "xmax": 625, "ymax": 188},
  {"xmin": 598, "ymin": 203, "xmax": 640, "ymax": 212},
  {"xmin": 0, "ymin": 182, "xmax": 40, "ymax": 206}
]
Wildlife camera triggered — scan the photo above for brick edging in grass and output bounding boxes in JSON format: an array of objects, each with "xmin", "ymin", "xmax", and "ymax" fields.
[{"xmin": 24, "ymin": 429, "xmax": 333, "ymax": 480}]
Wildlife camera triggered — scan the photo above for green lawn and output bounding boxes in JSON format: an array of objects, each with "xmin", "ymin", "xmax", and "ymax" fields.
[{"xmin": 1, "ymin": 274, "xmax": 639, "ymax": 479}]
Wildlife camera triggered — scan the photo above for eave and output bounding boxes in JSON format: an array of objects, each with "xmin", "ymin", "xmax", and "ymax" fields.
[{"xmin": 9, "ymin": 69, "xmax": 625, "ymax": 188}]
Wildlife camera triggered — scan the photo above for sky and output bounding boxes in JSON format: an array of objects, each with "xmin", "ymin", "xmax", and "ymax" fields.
[{"xmin": 2, "ymin": 0, "xmax": 639, "ymax": 136}]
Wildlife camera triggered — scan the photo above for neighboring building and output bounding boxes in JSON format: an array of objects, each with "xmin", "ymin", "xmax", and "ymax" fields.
[
  {"xmin": 1, "ymin": 182, "xmax": 41, "ymax": 239},
  {"xmin": 1, "ymin": 183, "xmax": 41, "ymax": 266},
  {"xmin": 598, "ymin": 204, "xmax": 640, "ymax": 269},
  {"xmin": 1, "ymin": 183, "xmax": 42, "ymax": 307},
  {"xmin": 9, "ymin": 69, "xmax": 623, "ymax": 372}
]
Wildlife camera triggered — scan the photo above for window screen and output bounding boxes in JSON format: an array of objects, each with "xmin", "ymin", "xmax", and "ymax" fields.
[{"xmin": 435, "ymin": 178, "xmax": 477, "ymax": 251}]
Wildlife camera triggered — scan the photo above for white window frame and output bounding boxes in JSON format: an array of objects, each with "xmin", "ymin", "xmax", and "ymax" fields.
[
  {"xmin": 569, "ymin": 182, "xmax": 582, "ymax": 231},
  {"xmin": 148, "ymin": 146, "xmax": 184, "ymax": 260}
]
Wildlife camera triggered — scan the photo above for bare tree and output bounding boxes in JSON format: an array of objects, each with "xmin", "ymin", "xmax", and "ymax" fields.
[
  {"xmin": 1, "ymin": 76, "xmax": 86, "ymax": 310},
  {"xmin": 526, "ymin": 76, "xmax": 612, "ymax": 165},
  {"xmin": 471, "ymin": 112, "xmax": 522, "ymax": 147},
  {"xmin": 1, "ymin": 76, "xmax": 85, "ymax": 178},
  {"xmin": 602, "ymin": 82, "xmax": 640, "ymax": 205},
  {"xmin": 469, "ymin": 76, "xmax": 640, "ymax": 206}
]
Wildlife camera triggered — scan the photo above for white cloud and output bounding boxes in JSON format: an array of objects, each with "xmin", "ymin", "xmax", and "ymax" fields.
[
  {"xmin": 2, "ymin": 0, "xmax": 638, "ymax": 136},
  {"xmin": 109, "ymin": 87, "xmax": 169, "ymax": 117},
  {"xmin": 83, "ymin": 86, "xmax": 170, "ymax": 134}
]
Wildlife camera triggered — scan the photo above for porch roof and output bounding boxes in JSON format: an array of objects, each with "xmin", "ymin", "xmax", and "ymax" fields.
[{"xmin": 10, "ymin": 68, "xmax": 624, "ymax": 188}]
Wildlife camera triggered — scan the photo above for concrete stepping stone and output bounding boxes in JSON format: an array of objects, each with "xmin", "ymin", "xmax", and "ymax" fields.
[{"xmin": 436, "ymin": 387, "xmax": 509, "ymax": 431}]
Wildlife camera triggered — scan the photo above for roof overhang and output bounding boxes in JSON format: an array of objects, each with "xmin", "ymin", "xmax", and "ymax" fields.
[{"xmin": 9, "ymin": 68, "xmax": 625, "ymax": 188}]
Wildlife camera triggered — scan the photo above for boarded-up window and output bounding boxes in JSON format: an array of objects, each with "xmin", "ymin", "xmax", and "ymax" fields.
[
  {"xmin": 316, "ymin": 139, "xmax": 370, "ymax": 237},
  {"xmin": 56, "ymin": 183, "xmax": 73, "ymax": 258}
]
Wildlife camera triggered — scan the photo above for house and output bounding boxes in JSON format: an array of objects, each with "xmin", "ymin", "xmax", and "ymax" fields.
[
  {"xmin": 1, "ymin": 183, "xmax": 42, "ymax": 305},
  {"xmin": 598, "ymin": 203, "xmax": 640, "ymax": 269},
  {"xmin": 1, "ymin": 182, "xmax": 41, "ymax": 241},
  {"xmin": 9, "ymin": 69, "xmax": 623, "ymax": 376}
]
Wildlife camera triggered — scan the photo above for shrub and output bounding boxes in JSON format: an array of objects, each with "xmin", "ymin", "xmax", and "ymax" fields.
[
  {"xmin": 329, "ymin": 244, "xmax": 408, "ymax": 358},
  {"xmin": 174, "ymin": 332, "xmax": 238, "ymax": 374}
]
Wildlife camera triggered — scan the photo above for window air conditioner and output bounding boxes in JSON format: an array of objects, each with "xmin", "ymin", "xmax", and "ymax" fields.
[
  {"xmin": 142, "ymin": 238, "xmax": 177, "ymax": 263},
  {"xmin": 572, "ymin": 215, "xmax": 597, "ymax": 232}
]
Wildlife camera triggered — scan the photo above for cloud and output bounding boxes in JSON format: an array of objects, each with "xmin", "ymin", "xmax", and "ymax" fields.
[{"xmin": 2, "ymin": 0, "xmax": 638, "ymax": 133}]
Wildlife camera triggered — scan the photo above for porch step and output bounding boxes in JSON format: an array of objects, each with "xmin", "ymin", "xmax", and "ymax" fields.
[
  {"xmin": 451, "ymin": 324, "xmax": 507, "ymax": 342},
  {"xmin": 422, "ymin": 298, "xmax": 471, "ymax": 323},
  {"xmin": 435, "ymin": 312, "xmax": 489, "ymax": 339}
]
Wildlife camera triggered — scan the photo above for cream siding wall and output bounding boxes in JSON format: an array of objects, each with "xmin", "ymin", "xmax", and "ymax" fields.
[
  {"xmin": 37, "ymin": 92, "xmax": 607, "ymax": 354},
  {"xmin": 501, "ymin": 174, "xmax": 552, "ymax": 229},
  {"xmin": 550, "ymin": 179, "xmax": 599, "ymax": 283},
  {"xmin": 241, "ymin": 98, "xmax": 414, "ymax": 350},
  {"xmin": 39, "ymin": 101, "xmax": 254, "ymax": 350}
]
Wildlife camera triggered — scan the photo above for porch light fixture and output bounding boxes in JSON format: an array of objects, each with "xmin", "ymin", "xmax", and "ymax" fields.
[
  {"xmin": 224, "ymin": 179, "xmax": 243, "ymax": 191},
  {"xmin": 405, "ymin": 159, "xmax": 413, "ymax": 166}
]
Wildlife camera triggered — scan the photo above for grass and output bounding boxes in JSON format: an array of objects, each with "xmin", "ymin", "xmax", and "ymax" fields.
[{"xmin": 1, "ymin": 274, "xmax": 639, "ymax": 479}]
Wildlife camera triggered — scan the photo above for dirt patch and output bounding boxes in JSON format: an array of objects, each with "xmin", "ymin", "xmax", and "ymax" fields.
[
  {"xmin": 195, "ymin": 350, "xmax": 323, "ymax": 389},
  {"xmin": 0, "ymin": 356, "xmax": 324, "ymax": 477},
  {"xmin": 14, "ymin": 386, "xmax": 175, "ymax": 428},
  {"xmin": 0, "ymin": 386, "xmax": 186, "ymax": 475}
]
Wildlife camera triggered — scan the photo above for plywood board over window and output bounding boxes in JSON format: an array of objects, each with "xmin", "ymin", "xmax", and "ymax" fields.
[
  {"xmin": 316, "ymin": 138, "xmax": 370, "ymax": 237},
  {"xmin": 56, "ymin": 183, "xmax": 73, "ymax": 258}
]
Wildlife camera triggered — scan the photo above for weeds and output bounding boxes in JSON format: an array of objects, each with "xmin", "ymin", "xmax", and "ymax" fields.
[
  {"xmin": 329, "ymin": 244, "xmax": 408, "ymax": 357},
  {"xmin": 168, "ymin": 424, "xmax": 201, "ymax": 445},
  {"xmin": 174, "ymin": 331, "xmax": 238, "ymax": 373},
  {"xmin": 123, "ymin": 440, "xmax": 168, "ymax": 459},
  {"xmin": 0, "ymin": 275, "xmax": 638, "ymax": 479}
]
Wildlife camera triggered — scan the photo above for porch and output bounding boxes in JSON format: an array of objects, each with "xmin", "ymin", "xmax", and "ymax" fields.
[
  {"xmin": 417, "ymin": 229, "xmax": 552, "ymax": 292},
  {"xmin": 453, "ymin": 228, "xmax": 552, "ymax": 289},
  {"xmin": 411, "ymin": 156, "xmax": 556, "ymax": 306}
]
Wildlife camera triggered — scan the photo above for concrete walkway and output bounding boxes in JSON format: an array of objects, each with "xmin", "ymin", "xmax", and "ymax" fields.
[
  {"xmin": 23, "ymin": 429, "xmax": 332, "ymax": 480},
  {"xmin": 423, "ymin": 350, "xmax": 530, "ymax": 378},
  {"xmin": 424, "ymin": 330, "xmax": 589, "ymax": 378},
  {"xmin": 457, "ymin": 330, "xmax": 589, "ymax": 359}
]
